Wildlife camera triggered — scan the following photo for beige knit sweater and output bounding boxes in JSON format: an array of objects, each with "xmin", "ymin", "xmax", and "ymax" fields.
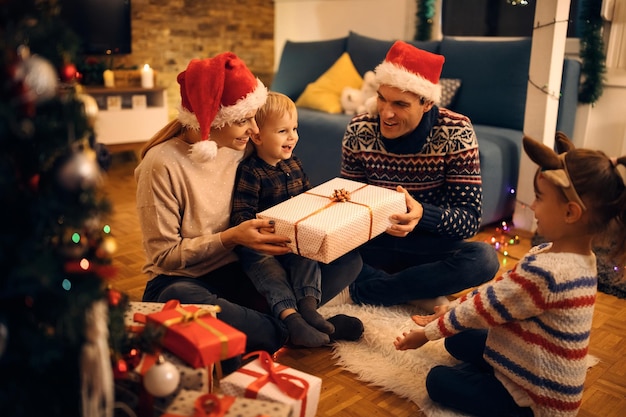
[{"xmin": 134, "ymin": 137, "xmax": 244, "ymax": 279}]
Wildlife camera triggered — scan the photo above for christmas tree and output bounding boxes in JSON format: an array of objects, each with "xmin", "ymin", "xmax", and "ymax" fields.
[{"xmin": 0, "ymin": 1, "xmax": 128, "ymax": 416}]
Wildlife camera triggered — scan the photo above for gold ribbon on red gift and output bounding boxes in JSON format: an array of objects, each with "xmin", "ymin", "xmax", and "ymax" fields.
[
  {"xmin": 237, "ymin": 351, "xmax": 309, "ymax": 417},
  {"xmin": 294, "ymin": 185, "xmax": 373, "ymax": 257},
  {"xmin": 161, "ymin": 305, "xmax": 229, "ymax": 361}
]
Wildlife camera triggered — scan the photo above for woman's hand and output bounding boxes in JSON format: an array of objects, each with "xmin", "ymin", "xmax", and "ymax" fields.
[
  {"xmin": 221, "ymin": 219, "xmax": 292, "ymax": 255},
  {"xmin": 386, "ymin": 186, "xmax": 423, "ymax": 237}
]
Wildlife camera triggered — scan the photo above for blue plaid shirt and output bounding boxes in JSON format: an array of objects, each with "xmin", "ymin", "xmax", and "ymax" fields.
[{"xmin": 230, "ymin": 152, "xmax": 311, "ymax": 226}]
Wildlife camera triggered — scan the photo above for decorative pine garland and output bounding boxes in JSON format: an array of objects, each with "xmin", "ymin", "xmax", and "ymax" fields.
[
  {"xmin": 415, "ymin": 0, "xmax": 436, "ymax": 41},
  {"xmin": 578, "ymin": 0, "xmax": 606, "ymax": 104},
  {"xmin": 414, "ymin": 0, "xmax": 606, "ymax": 104}
]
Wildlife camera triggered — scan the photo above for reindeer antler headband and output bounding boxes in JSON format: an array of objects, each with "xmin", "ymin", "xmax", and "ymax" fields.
[{"xmin": 522, "ymin": 132, "xmax": 586, "ymax": 211}]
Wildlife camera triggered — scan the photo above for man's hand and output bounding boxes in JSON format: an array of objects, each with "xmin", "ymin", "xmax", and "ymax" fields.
[
  {"xmin": 386, "ymin": 185, "xmax": 423, "ymax": 237},
  {"xmin": 411, "ymin": 304, "xmax": 449, "ymax": 326}
]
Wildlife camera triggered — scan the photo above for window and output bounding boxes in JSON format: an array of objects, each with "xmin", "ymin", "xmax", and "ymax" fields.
[{"xmin": 441, "ymin": 0, "xmax": 581, "ymax": 38}]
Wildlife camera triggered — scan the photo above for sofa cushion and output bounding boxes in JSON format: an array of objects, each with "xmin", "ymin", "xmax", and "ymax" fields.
[
  {"xmin": 346, "ymin": 31, "xmax": 440, "ymax": 76},
  {"xmin": 271, "ymin": 36, "xmax": 348, "ymax": 100},
  {"xmin": 295, "ymin": 52, "xmax": 363, "ymax": 114},
  {"xmin": 439, "ymin": 78, "xmax": 462, "ymax": 108},
  {"xmin": 439, "ymin": 37, "xmax": 531, "ymax": 131}
]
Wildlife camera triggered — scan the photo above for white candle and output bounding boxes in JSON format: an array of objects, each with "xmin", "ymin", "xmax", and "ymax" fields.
[
  {"xmin": 141, "ymin": 64, "xmax": 154, "ymax": 88},
  {"xmin": 103, "ymin": 69, "xmax": 115, "ymax": 88}
]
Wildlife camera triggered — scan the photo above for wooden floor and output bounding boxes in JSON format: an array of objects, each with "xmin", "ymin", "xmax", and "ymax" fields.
[{"xmin": 103, "ymin": 148, "xmax": 626, "ymax": 417}]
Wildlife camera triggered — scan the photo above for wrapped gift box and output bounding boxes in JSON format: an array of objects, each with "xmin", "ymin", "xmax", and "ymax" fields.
[
  {"xmin": 257, "ymin": 177, "xmax": 405, "ymax": 263},
  {"xmin": 123, "ymin": 302, "xmax": 216, "ymax": 415},
  {"xmin": 136, "ymin": 300, "xmax": 246, "ymax": 369},
  {"xmin": 161, "ymin": 389, "xmax": 293, "ymax": 417},
  {"xmin": 220, "ymin": 352, "xmax": 321, "ymax": 417}
]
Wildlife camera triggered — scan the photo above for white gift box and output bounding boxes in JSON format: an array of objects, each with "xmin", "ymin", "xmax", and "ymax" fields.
[
  {"xmin": 161, "ymin": 389, "xmax": 293, "ymax": 417},
  {"xmin": 257, "ymin": 178, "xmax": 406, "ymax": 263},
  {"xmin": 220, "ymin": 354, "xmax": 321, "ymax": 417}
]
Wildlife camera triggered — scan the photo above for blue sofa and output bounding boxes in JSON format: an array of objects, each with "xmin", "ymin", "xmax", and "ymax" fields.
[{"xmin": 270, "ymin": 32, "xmax": 581, "ymax": 227}]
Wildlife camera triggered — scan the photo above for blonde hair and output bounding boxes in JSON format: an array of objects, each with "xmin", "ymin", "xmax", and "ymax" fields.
[
  {"xmin": 140, "ymin": 119, "xmax": 184, "ymax": 159},
  {"xmin": 254, "ymin": 91, "xmax": 297, "ymax": 129}
]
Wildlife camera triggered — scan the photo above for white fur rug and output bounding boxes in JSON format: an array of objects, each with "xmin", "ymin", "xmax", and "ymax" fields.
[{"xmin": 318, "ymin": 303, "xmax": 600, "ymax": 417}]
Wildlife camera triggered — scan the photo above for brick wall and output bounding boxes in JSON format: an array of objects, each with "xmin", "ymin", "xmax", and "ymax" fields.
[{"xmin": 110, "ymin": 0, "xmax": 274, "ymax": 119}]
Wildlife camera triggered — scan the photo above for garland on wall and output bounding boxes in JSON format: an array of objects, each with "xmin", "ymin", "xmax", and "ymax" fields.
[
  {"xmin": 414, "ymin": 0, "xmax": 436, "ymax": 41},
  {"xmin": 414, "ymin": 0, "xmax": 606, "ymax": 104},
  {"xmin": 578, "ymin": 0, "xmax": 606, "ymax": 105}
]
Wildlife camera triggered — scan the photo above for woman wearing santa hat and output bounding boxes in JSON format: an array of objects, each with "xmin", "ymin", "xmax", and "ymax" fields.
[{"xmin": 134, "ymin": 53, "xmax": 363, "ymax": 356}]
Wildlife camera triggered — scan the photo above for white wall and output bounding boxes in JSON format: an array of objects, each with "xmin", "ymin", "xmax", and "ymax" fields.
[{"xmin": 274, "ymin": 0, "xmax": 417, "ymax": 70}]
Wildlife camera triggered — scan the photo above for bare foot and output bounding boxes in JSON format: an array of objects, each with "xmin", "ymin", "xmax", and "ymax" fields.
[{"xmin": 393, "ymin": 327, "xmax": 428, "ymax": 351}]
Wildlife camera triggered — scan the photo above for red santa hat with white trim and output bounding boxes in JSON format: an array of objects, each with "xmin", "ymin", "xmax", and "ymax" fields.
[
  {"xmin": 177, "ymin": 52, "xmax": 267, "ymax": 162},
  {"xmin": 374, "ymin": 40, "xmax": 445, "ymax": 105}
]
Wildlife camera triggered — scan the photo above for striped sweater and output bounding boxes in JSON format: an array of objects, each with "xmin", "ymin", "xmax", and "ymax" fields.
[
  {"xmin": 424, "ymin": 243, "xmax": 598, "ymax": 417},
  {"xmin": 340, "ymin": 107, "xmax": 482, "ymax": 239}
]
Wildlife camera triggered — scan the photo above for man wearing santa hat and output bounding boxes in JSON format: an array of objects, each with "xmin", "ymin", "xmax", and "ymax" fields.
[
  {"xmin": 135, "ymin": 52, "xmax": 363, "ymax": 362},
  {"xmin": 338, "ymin": 41, "xmax": 500, "ymax": 309}
]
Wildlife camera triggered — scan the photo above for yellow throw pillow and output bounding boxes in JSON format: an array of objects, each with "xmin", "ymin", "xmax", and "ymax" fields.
[{"xmin": 295, "ymin": 52, "xmax": 363, "ymax": 114}]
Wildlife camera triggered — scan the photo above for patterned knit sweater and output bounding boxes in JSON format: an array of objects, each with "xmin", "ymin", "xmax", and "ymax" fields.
[
  {"xmin": 341, "ymin": 107, "xmax": 482, "ymax": 239},
  {"xmin": 424, "ymin": 243, "xmax": 598, "ymax": 417}
]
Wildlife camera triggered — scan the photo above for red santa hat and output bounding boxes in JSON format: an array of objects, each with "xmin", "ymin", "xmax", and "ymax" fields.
[
  {"xmin": 177, "ymin": 52, "xmax": 267, "ymax": 162},
  {"xmin": 374, "ymin": 41, "xmax": 445, "ymax": 105}
]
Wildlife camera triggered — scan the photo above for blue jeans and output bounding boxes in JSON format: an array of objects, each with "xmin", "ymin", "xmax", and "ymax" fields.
[
  {"xmin": 350, "ymin": 232, "xmax": 499, "ymax": 306},
  {"xmin": 236, "ymin": 246, "xmax": 322, "ymax": 317},
  {"xmin": 143, "ymin": 262, "xmax": 289, "ymax": 357},
  {"xmin": 426, "ymin": 330, "xmax": 534, "ymax": 417}
]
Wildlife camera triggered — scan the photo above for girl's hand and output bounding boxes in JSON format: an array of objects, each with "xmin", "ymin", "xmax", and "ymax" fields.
[
  {"xmin": 394, "ymin": 326, "xmax": 428, "ymax": 351},
  {"xmin": 386, "ymin": 186, "xmax": 423, "ymax": 237},
  {"xmin": 411, "ymin": 304, "xmax": 449, "ymax": 326}
]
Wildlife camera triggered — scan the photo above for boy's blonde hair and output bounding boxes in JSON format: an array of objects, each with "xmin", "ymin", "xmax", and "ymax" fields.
[{"xmin": 255, "ymin": 91, "xmax": 297, "ymax": 129}]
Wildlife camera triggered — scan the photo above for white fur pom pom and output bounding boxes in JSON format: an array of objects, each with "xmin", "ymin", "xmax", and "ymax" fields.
[{"xmin": 189, "ymin": 140, "xmax": 218, "ymax": 163}]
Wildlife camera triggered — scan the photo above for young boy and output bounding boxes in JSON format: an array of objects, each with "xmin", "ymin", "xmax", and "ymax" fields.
[{"xmin": 231, "ymin": 92, "xmax": 358, "ymax": 347}]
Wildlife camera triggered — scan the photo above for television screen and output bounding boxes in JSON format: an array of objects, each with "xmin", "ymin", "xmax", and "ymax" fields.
[{"xmin": 61, "ymin": 0, "xmax": 132, "ymax": 55}]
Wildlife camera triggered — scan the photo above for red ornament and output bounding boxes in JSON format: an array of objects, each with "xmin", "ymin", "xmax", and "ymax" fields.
[
  {"xmin": 108, "ymin": 288, "xmax": 122, "ymax": 306},
  {"xmin": 62, "ymin": 63, "xmax": 77, "ymax": 82},
  {"xmin": 113, "ymin": 358, "xmax": 129, "ymax": 379}
]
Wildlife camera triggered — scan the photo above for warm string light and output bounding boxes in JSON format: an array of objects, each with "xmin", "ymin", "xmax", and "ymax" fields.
[
  {"xmin": 486, "ymin": 221, "xmax": 521, "ymax": 267},
  {"xmin": 527, "ymin": 18, "xmax": 570, "ymax": 101}
]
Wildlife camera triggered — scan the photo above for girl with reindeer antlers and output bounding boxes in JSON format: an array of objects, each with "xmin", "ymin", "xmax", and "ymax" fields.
[{"xmin": 393, "ymin": 132, "xmax": 626, "ymax": 417}]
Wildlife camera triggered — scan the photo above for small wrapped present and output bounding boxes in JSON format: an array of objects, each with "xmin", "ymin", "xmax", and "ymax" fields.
[
  {"xmin": 161, "ymin": 389, "xmax": 293, "ymax": 417},
  {"xmin": 257, "ymin": 177, "xmax": 405, "ymax": 263},
  {"xmin": 220, "ymin": 351, "xmax": 321, "ymax": 417},
  {"xmin": 132, "ymin": 300, "xmax": 246, "ymax": 369}
]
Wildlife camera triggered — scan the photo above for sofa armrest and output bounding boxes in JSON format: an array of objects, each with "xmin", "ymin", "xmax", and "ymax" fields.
[{"xmin": 556, "ymin": 58, "xmax": 581, "ymax": 137}]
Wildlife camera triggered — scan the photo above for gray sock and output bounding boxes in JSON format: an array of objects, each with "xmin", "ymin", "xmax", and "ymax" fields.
[
  {"xmin": 298, "ymin": 296, "xmax": 335, "ymax": 334},
  {"xmin": 283, "ymin": 313, "xmax": 330, "ymax": 347}
]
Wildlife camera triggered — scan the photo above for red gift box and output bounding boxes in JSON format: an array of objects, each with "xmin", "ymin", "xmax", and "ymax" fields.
[{"xmin": 135, "ymin": 300, "xmax": 246, "ymax": 369}]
